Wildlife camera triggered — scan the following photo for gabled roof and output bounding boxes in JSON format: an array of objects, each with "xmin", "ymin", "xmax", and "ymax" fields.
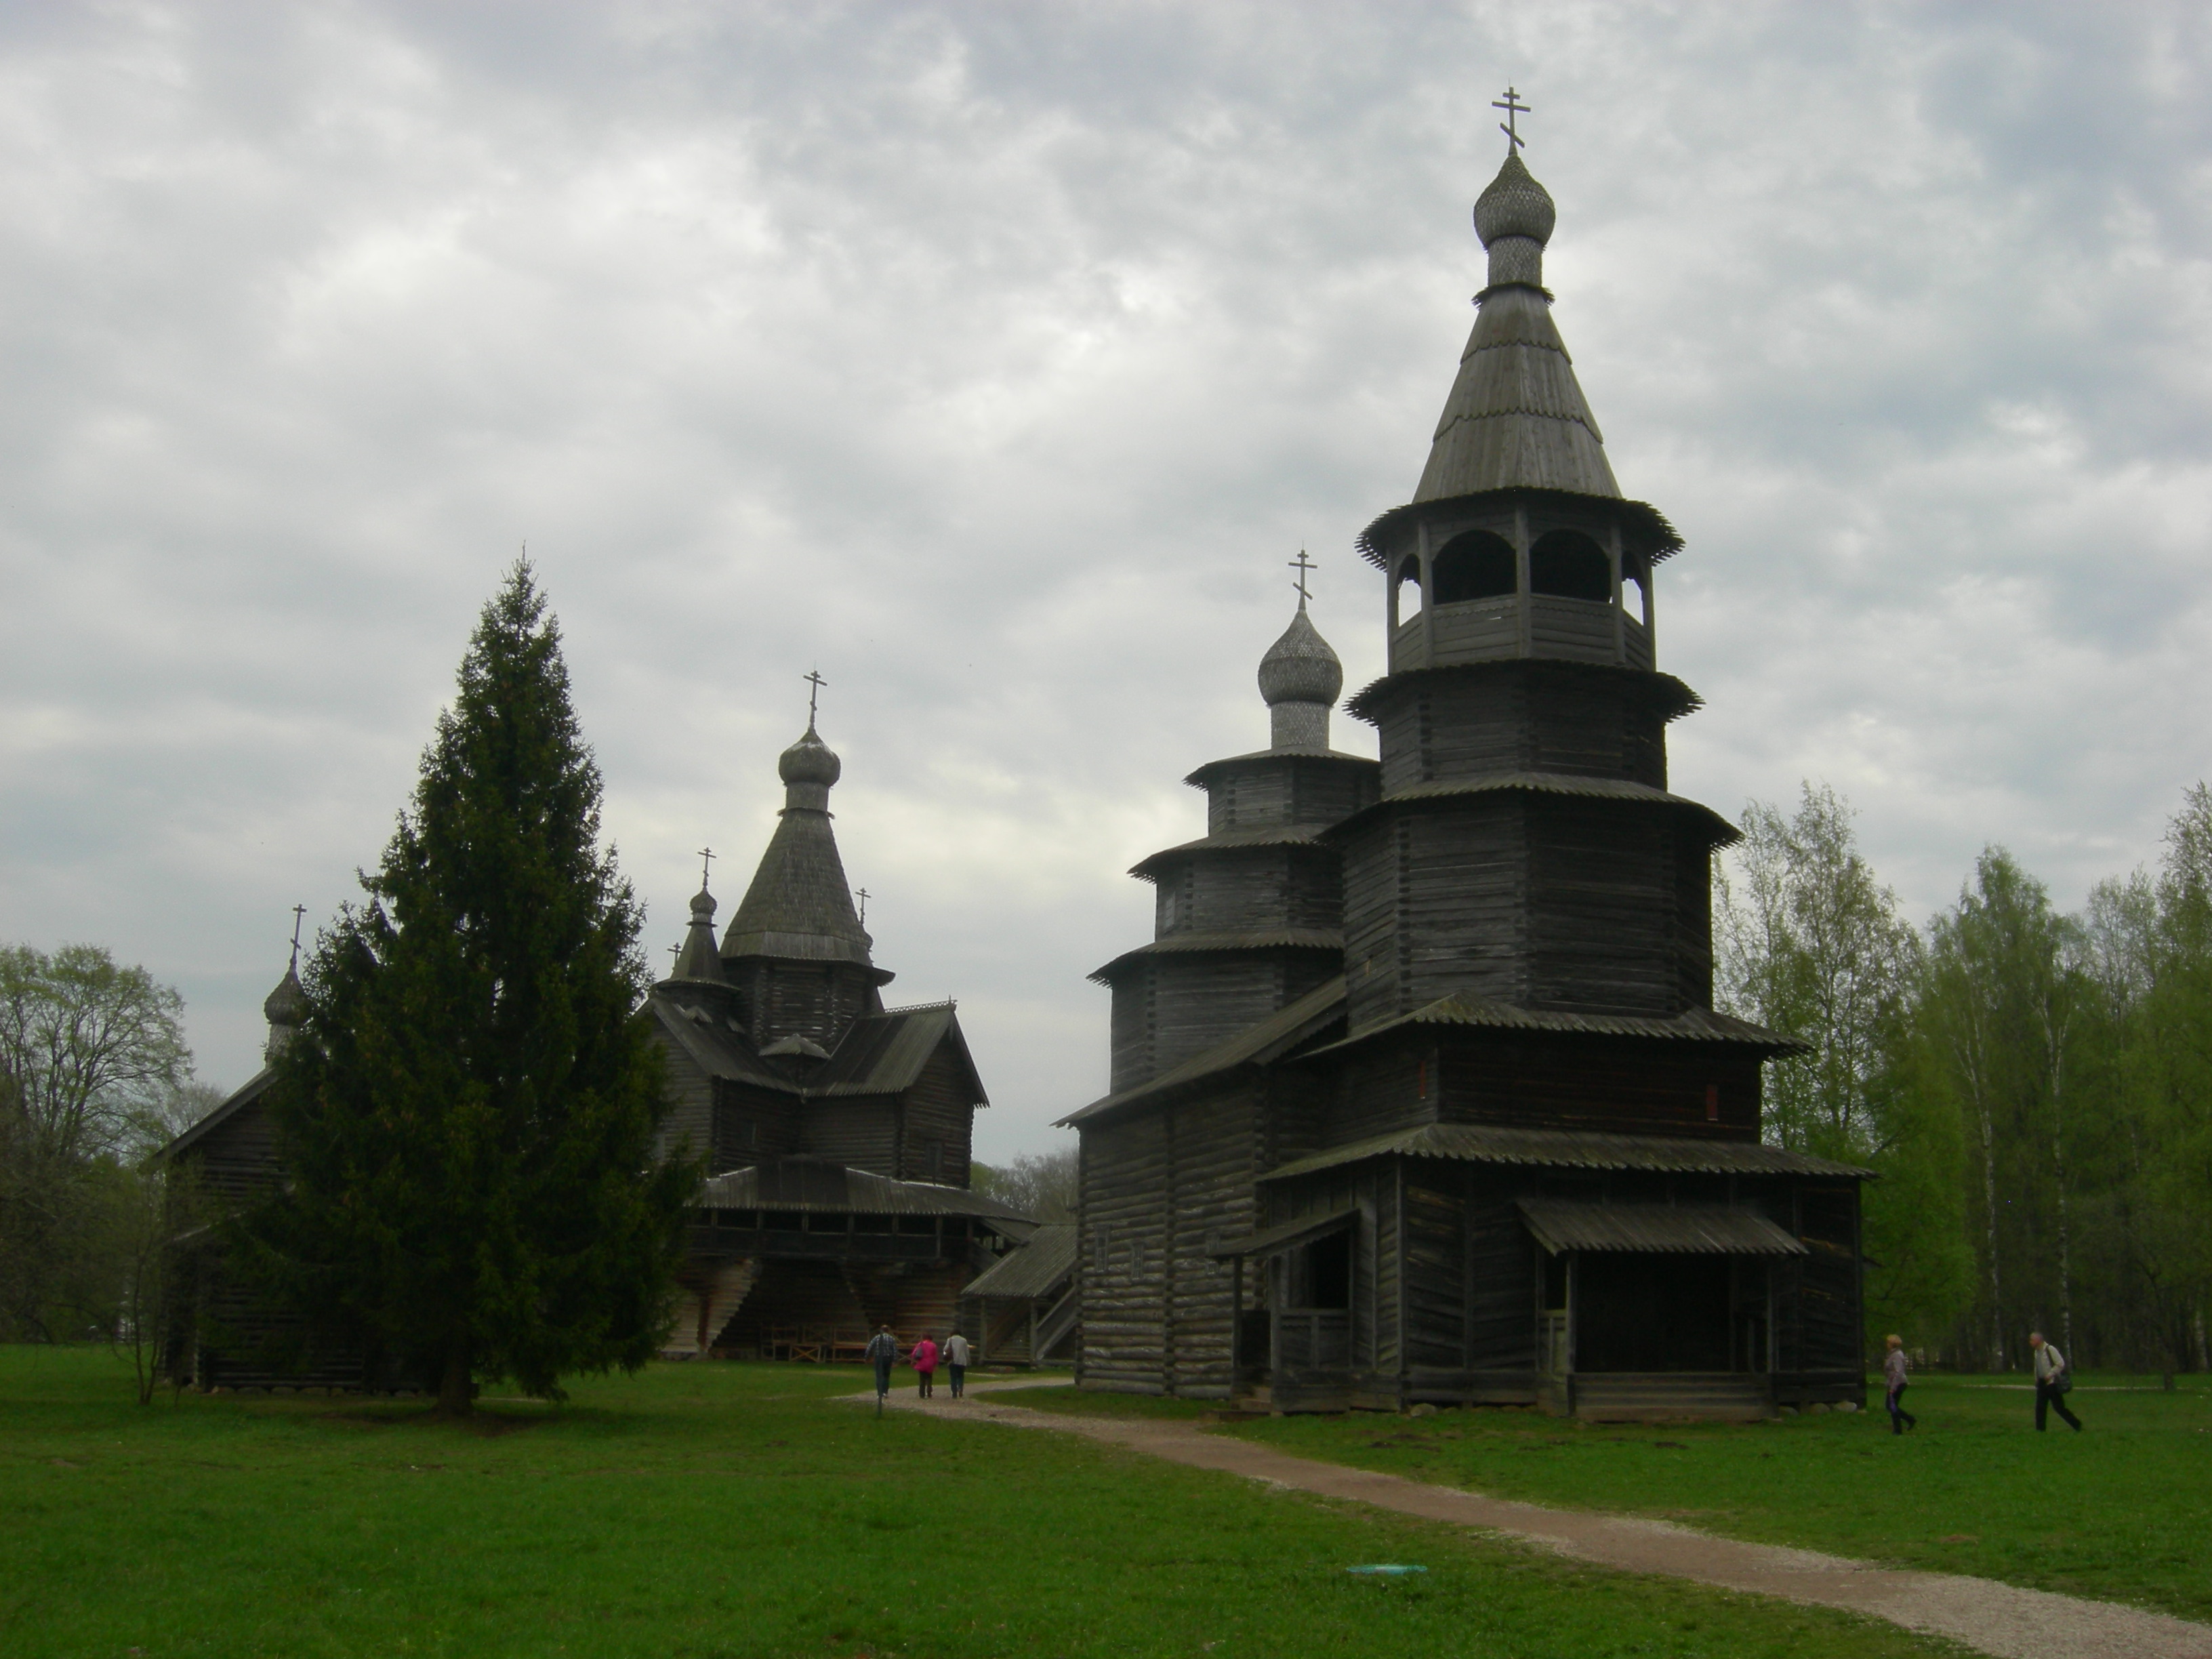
[
  {"xmin": 651, "ymin": 996, "xmax": 800, "ymax": 1094},
  {"xmin": 960, "ymin": 1223, "xmax": 1078, "ymax": 1300},
  {"xmin": 1057, "ymin": 977, "xmax": 1349, "ymax": 1127},
  {"xmin": 1258, "ymin": 1122, "xmax": 1870, "ymax": 1183},
  {"xmin": 1312, "ymin": 989, "xmax": 1803, "ymax": 1057},
  {"xmin": 160, "ymin": 1067, "xmax": 275, "ymax": 1160},
  {"xmin": 649, "ymin": 991, "xmax": 987, "ymax": 1105},
  {"xmin": 699, "ymin": 1157, "xmax": 1035, "ymax": 1229},
  {"xmin": 813, "ymin": 1001, "xmax": 989, "ymax": 1105}
]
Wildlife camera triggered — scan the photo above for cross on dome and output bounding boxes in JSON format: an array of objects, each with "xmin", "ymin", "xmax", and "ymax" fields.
[
  {"xmin": 288, "ymin": 904, "xmax": 306, "ymax": 972},
  {"xmin": 1493, "ymin": 85, "xmax": 1530, "ymax": 152},
  {"xmin": 697, "ymin": 846, "xmax": 715, "ymax": 888},
  {"xmin": 1289, "ymin": 550, "xmax": 1315, "ymax": 611},
  {"xmin": 802, "ymin": 668, "xmax": 827, "ymax": 726}
]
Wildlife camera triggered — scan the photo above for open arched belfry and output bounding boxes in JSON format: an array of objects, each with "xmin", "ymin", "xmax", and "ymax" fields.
[{"xmin": 1063, "ymin": 131, "xmax": 1868, "ymax": 1420}]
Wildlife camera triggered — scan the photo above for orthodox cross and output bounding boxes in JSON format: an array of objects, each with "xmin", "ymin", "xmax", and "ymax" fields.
[
  {"xmin": 856, "ymin": 887, "xmax": 870, "ymax": 926},
  {"xmin": 668, "ymin": 942, "xmax": 682, "ymax": 967},
  {"xmin": 1494, "ymin": 85, "xmax": 1530, "ymax": 152},
  {"xmin": 1288, "ymin": 550, "xmax": 1315, "ymax": 611},
  {"xmin": 697, "ymin": 846, "xmax": 716, "ymax": 888},
  {"xmin": 803, "ymin": 668, "xmax": 827, "ymax": 726},
  {"xmin": 287, "ymin": 904, "xmax": 306, "ymax": 972}
]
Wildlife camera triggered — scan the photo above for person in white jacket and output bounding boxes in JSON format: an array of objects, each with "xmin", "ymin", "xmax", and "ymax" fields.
[
  {"xmin": 2028, "ymin": 1332, "xmax": 2083, "ymax": 1432},
  {"xmin": 942, "ymin": 1331, "xmax": 973, "ymax": 1399}
]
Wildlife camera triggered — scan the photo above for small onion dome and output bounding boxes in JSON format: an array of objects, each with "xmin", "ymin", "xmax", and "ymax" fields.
[
  {"xmin": 1258, "ymin": 607, "xmax": 1344, "ymax": 709},
  {"xmin": 778, "ymin": 724, "xmax": 842, "ymax": 788},
  {"xmin": 1473, "ymin": 150, "xmax": 1555, "ymax": 249},
  {"xmin": 690, "ymin": 885, "xmax": 717, "ymax": 918},
  {"xmin": 263, "ymin": 964, "xmax": 307, "ymax": 1028}
]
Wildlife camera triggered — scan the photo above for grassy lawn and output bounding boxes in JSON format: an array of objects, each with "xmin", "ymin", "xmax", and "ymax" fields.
[
  {"xmin": 1007, "ymin": 1372, "xmax": 2212, "ymax": 1624},
  {"xmin": 0, "ymin": 1349, "xmax": 1980, "ymax": 1659}
]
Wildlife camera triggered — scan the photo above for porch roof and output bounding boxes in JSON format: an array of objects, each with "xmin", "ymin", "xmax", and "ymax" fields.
[
  {"xmin": 1518, "ymin": 1198, "xmax": 1807, "ymax": 1256},
  {"xmin": 1204, "ymin": 1207, "xmax": 1357, "ymax": 1261},
  {"xmin": 1258, "ymin": 1122, "xmax": 1870, "ymax": 1182}
]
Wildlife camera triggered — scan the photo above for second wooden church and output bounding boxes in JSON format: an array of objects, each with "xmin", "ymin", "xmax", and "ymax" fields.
[{"xmin": 1063, "ymin": 138, "xmax": 1868, "ymax": 1420}]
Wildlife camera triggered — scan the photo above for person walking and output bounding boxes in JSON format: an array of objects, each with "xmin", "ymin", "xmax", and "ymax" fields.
[
  {"xmin": 943, "ymin": 1330, "xmax": 972, "ymax": 1399},
  {"xmin": 912, "ymin": 1332, "xmax": 939, "ymax": 1399},
  {"xmin": 1882, "ymin": 1334, "xmax": 1917, "ymax": 1433},
  {"xmin": 863, "ymin": 1324, "xmax": 899, "ymax": 1414},
  {"xmin": 2029, "ymin": 1331, "xmax": 2083, "ymax": 1432}
]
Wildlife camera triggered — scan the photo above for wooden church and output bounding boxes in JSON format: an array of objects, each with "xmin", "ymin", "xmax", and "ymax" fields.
[
  {"xmin": 645, "ymin": 715, "xmax": 1035, "ymax": 1360},
  {"xmin": 1063, "ymin": 133, "xmax": 1868, "ymax": 1420}
]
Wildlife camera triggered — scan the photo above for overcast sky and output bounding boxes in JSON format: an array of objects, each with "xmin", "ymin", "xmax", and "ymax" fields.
[{"xmin": 3, "ymin": 3, "xmax": 2208, "ymax": 1158}]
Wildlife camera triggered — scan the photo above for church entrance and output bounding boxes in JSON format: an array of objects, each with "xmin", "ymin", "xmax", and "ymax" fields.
[{"xmin": 1572, "ymin": 1253, "xmax": 1734, "ymax": 1372}]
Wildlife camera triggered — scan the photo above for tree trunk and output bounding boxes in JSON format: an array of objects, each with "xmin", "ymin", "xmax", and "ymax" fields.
[{"xmin": 437, "ymin": 1337, "xmax": 473, "ymax": 1417}]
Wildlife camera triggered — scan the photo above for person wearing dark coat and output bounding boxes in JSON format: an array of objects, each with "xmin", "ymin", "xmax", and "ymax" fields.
[
  {"xmin": 863, "ymin": 1325, "xmax": 899, "ymax": 1408},
  {"xmin": 2029, "ymin": 1332, "xmax": 2083, "ymax": 1431}
]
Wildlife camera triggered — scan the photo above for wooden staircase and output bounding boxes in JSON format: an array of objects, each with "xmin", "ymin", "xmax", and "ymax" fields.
[
  {"xmin": 1569, "ymin": 1373, "xmax": 1774, "ymax": 1422},
  {"xmin": 661, "ymin": 1258, "xmax": 761, "ymax": 1358}
]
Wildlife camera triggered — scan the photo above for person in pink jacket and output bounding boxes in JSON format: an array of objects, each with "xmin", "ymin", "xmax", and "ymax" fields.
[{"xmin": 910, "ymin": 1334, "xmax": 939, "ymax": 1399}]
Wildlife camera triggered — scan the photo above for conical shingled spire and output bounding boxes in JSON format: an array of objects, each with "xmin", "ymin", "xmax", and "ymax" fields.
[
  {"xmin": 672, "ymin": 884, "xmax": 726, "ymax": 982},
  {"xmin": 721, "ymin": 724, "xmax": 875, "ymax": 967},
  {"xmin": 1414, "ymin": 146, "xmax": 1618, "ymax": 504}
]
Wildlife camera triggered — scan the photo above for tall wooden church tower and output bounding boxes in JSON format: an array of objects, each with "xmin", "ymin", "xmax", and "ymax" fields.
[{"xmin": 1065, "ymin": 125, "xmax": 1868, "ymax": 1420}]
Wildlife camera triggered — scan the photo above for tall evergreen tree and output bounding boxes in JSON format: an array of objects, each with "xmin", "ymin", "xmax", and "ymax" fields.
[{"xmin": 247, "ymin": 564, "xmax": 697, "ymax": 1414}]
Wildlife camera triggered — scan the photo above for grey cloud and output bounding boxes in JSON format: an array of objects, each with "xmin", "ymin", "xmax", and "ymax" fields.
[{"xmin": 1, "ymin": 2, "xmax": 2206, "ymax": 1154}]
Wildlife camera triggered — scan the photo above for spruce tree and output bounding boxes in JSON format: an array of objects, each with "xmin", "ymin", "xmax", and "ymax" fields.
[{"xmin": 250, "ymin": 563, "xmax": 697, "ymax": 1414}]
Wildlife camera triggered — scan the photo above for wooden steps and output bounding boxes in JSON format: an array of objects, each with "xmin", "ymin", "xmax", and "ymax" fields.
[{"xmin": 1570, "ymin": 1372, "xmax": 1774, "ymax": 1422}]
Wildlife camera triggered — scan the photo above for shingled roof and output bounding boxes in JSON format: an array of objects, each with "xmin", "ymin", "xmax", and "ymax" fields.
[{"xmin": 722, "ymin": 723, "xmax": 881, "ymax": 973}]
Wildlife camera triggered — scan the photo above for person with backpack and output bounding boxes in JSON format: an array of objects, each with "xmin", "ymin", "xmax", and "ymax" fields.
[
  {"xmin": 911, "ymin": 1332, "xmax": 939, "ymax": 1399},
  {"xmin": 942, "ymin": 1330, "xmax": 972, "ymax": 1399},
  {"xmin": 863, "ymin": 1325, "xmax": 899, "ymax": 1413},
  {"xmin": 1882, "ymin": 1334, "xmax": 1917, "ymax": 1433},
  {"xmin": 2028, "ymin": 1331, "xmax": 2083, "ymax": 1432}
]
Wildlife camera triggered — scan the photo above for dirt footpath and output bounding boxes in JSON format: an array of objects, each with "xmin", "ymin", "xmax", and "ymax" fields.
[{"xmin": 868, "ymin": 1382, "xmax": 2212, "ymax": 1659}]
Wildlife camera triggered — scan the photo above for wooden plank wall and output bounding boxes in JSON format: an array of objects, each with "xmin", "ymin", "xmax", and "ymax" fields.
[
  {"xmin": 802, "ymin": 1099, "xmax": 899, "ymax": 1176},
  {"xmin": 655, "ymin": 1043, "xmax": 717, "ymax": 1162},
  {"xmin": 1204, "ymin": 757, "xmax": 1378, "ymax": 837},
  {"xmin": 1076, "ymin": 1107, "xmax": 1172, "ymax": 1392},
  {"xmin": 1162, "ymin": 1085, "xmax": 1258, "ymax": 1399},
  {"xmin": 1366, "ymin": 664, "xmax": 1672, "ymax": 798},
  {"xmin": 713, "ymin": 1081, "xmax": 804, "ymax": 1170},
  {"xmin": 1435, "ymin": 1033, "xmax": 1765, "ymax": 1139},
  {"xmin": 899, "ymin": 1043, "xmax": 977, "ymax": 1187}
]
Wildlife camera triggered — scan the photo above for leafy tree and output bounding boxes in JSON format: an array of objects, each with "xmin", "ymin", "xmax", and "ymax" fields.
[
  {"xmin": 1714, "ymin": 783, "xmax": 1964, "ymax": 1349},
  {"xmin": 0, "ymin": 945, "xmax": 192, "ymax": 1341},
  {"xmin": 246, "ymin": 564, "xmax": 698, "ymax": 1414},
  {"xmin": 973, "ymin": 1148, "xmax": 1078, "ymax": 1219}
]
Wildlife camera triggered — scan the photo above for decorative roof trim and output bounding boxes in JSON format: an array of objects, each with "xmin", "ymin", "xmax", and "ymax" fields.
[
  {"xmin": 1088, "ymin": 929, "xmax": 1343, "ymax": 985},
  {"xmin": 1182, "ymin": 747, "xmax": 1379, "ymax": 788},
  {"xmin": 1344, "ymin": 659, "xmax": 1703, "ymax": 725},
  {"xmin": 1316, "ymin": 770, "xmax": 1740, "ymax": 849},
  {"xmin": 1357, "ymin": 487, "xmax": 1683, "ymax": 570},
  {"xmin": 1312, "ymin": 989, "xmax": 1805, "ymax": 1055},
  {"xmin": 1129, "ymin": 827, "xmax": 1332, "ymax": 882}
]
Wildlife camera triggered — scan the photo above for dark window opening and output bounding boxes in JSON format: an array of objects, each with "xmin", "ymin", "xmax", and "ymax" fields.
[
  {"xmin": 762, "ymin": 1210, "xmax": 804, "ymax": 1231},
  {"xmin": 1431, "ymin": 530, "xmax": 1517, "ymax": 602},
  {"xmin": 1296, "ymin": 1230, "xmax": 1352, "ymax": 1309},
  {"xmin": 1530, "ymin": 529, "xmax": 1612, "ymax": 601},
  {"xmin": 1543, "ymin": 1249, "xmax": 1570, "ymax": 1313},
  {"xmin": 1395, "ymin": 556, "xmax": 1423, "ymax": 619}
]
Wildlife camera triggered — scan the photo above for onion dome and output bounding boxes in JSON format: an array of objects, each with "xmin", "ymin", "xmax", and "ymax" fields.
[
  {"xmin": 779, "ymin": 725, "xmax": 842, "ymax": 790},
  {"xmin": 1473, "ymin": 150, "xmax": 1556, "ymax": 250},
  {"xmin": 1258, "ymin": 607, "xmax": 1343, "ymax": 753},
  {"xmin": 262, "ymin": 964, "xmax": 306, "ymax": 1062}
]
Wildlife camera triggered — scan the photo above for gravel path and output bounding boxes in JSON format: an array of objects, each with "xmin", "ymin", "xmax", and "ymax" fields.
[{"xmin": 863, "ymin": 1381, "xmax": 2212, "ymax": 1659}]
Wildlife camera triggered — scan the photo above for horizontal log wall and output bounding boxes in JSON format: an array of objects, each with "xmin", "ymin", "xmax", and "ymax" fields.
[
  {"xmin": 802, "ymin": 1099, "xmax": 899, "ymax": 1176},
  {"xmin": 1366, "ymin": 663, "xmax": 1673, "ymax": 798},
  {"xmin": 1077, "ymin": 1107, "xmax": 1172, "ymax": 1392},
  {"xmin": 1164, "ymin": 1084, "xmax": 1260, "ymax": 1399},
  {"xmin": 1204, "ymin": 756, "xmax": 1380, "ymax": 838},
  {"xmin": 713, "ymin": 1080, "xmax": 804, "ymax": 1170},
  {"xmin": 900, "ymin": 1044, "xmax": 977, "ymax": 1187},
  {"xmin": 1434, "ymin": 1032, "xmax": 1765, "ymax": 1140}
]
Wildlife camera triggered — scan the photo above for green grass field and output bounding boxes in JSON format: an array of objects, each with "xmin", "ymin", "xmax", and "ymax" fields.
[
  {"xmin": 0, "ymin": 1350, "xmax": 1982, "ymax": 1659},
  {"xmin": 1010, "ymin": 1372, "xmax": 2212, "ymax": 1624}
]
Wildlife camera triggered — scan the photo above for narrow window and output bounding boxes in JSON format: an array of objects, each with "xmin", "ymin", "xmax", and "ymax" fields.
[
  {"xmin": 1431, "ymin": 530, "xmax": 1517, "ymax": 602},
  {"xmin": 1529, "ymin": 529, "xmax": 1612, "ymax": 601}
]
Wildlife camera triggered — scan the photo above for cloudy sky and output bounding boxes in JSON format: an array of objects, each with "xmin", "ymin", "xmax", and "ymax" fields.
[{"xmin": 3, "ymin": 3, "xmax": 2208, "ymax": 1156}]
